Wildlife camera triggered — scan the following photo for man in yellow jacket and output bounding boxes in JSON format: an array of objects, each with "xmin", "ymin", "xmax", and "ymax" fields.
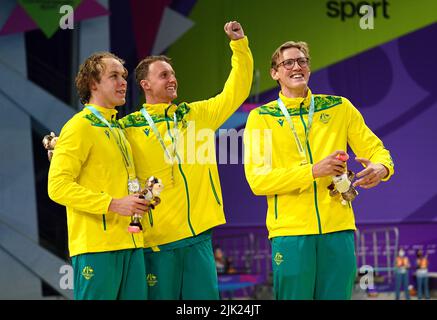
[
  {"xmin": 48, "ymin": 52, "xmax": 150, "ymax": 299},
  {"xmin": 244, "ymin": 41, "xmax": 394, "ymax": 300},
  {"xmin": 120, "ymin": 21, "xmax": 253, "ymax": 299}
]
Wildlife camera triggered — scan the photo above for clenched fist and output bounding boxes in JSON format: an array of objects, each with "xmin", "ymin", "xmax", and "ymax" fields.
[{"xmin": 224, "ymin": 21, "xmax": 245, "ymax": 40}]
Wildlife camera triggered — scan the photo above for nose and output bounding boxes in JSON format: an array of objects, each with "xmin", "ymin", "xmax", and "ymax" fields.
[
  {"xmin": 291, "ymin": 61, "xmax": 302, "ymax": 71},
  {"xmin": 121, "ymin": 77, "xmax": 127, "ymax": 86}
]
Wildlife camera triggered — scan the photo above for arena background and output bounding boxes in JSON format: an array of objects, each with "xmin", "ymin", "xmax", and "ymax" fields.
[{"xmin": 0, "ymin": 0, "xmax": 436, "ymax": 299}]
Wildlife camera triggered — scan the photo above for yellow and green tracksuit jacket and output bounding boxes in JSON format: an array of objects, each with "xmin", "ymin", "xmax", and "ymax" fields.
[
  {"xmin": 120, "ymin": 36, "xmax": 253, "ymax": 250},
  {"xmin": 243, "ymin": 90, "xmax": 394, "ymax": 238},
  {"xmin": 48, "ymin": 105, "xmax": 144, "ymax": 257}
]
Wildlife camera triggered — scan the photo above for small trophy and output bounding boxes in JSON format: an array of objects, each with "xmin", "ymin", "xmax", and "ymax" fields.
[
  {"xmin": 127, "ymin": 176, "xmax": 164, "ymax": 233},
  {"xmin": 327, "ymin": 153, "xmax": 358, "ymax": 206},
  {"xmin": 42, "ymin": 132, "xmax": 58, "ymax": 162}
]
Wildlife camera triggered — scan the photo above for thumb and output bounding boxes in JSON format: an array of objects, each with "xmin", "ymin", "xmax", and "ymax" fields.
[{"xmin": 355, "ymin": 157, "xmax": 371, "ymax": 167}]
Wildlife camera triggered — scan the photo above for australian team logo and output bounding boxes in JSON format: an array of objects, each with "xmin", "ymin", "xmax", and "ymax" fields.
[
  {"xmin": 319, "ymin": 113, "xmax": 331, "ymax": 124},
  {"xmin": 81, "ymin": 266, "xmax": 94, "ymax": 280},
  {"xmin": 147, "ymin": 273, "xmax": 158, "ymax": 287},
  {"xmin": 274, "ymin": 252, "xmax": 284, "ymax": 266}
]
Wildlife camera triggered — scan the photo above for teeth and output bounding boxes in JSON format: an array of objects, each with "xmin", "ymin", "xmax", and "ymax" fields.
[{"xmin": 291, "ymin": 74, "xmax": 303, "ymax": 79}]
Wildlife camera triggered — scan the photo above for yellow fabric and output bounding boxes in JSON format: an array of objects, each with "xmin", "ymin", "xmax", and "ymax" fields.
[
  {"xmin": 244, "ymin": 89, "xmax": 394, "ymax": 238},
  {"xmin": 120, "ymin": 37, "xmax": 253, "ymax": 248},
  {"xmin": 48, "ymin": 105, "xmax": 143, "ymax": 257}
]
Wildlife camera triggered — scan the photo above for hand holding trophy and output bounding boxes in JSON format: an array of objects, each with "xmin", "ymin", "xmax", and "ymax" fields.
[
  {"xmin": 128, "ymin": 176, "xmax": 164, "ymax": 233},
  {"xmin": 42, "ymin": 132, "xmax": 58, "ymax": 161},
  {"xmin": 327, "ymin": 153, "xmax": 358, "ymax": 206}
]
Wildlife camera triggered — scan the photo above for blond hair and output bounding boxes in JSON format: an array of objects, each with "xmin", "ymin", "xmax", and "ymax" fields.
[{"xmin": 271, "ymin": 41, "xmax": 310, "ymax": 70}]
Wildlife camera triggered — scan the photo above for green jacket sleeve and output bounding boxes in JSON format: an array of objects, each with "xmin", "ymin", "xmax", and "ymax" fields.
[
  {"xmin": 243, "ymin": 110, "xmax": 314, "ymax": 196},
  {"xmin": 189, "ymin": 36, "xmax": 254, "ymax": 130},
  {"xmin": 48, "ymin": 119, "xmax": 113, "ymax": 214},
  {"xmin": 346, "ymin": 98, "xmax": 395, "ymax": 181}
]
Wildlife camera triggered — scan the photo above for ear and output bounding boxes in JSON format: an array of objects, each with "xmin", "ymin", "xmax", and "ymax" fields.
[
  {"xmin": 140, "ymin": 79, "xmax": 150, "ymax": 91},
  {"xmin": 90, "ymin": 80, "xmax": 98, "ymax": 91},
  {"xmin": 270, "ymin": 68, "xmax": 279, "ymax": 81}
]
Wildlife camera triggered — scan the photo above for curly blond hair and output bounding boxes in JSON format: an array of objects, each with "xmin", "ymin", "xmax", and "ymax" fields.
[{"xmin": 75, "ymin": 52, "xmax": 127, "ymax": 104}]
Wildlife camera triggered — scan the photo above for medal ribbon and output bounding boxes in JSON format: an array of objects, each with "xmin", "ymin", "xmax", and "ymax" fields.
[
  {"xmin": 85, "ymin": 106, "xmax": 136, "ymax": 182},
  {"xmin": 140, "ymin": 106, "xmax": 178, "ymax": 164},
  {"xmin": 277, "ymin": 95, "xmax": 315, "ymax": 165}
]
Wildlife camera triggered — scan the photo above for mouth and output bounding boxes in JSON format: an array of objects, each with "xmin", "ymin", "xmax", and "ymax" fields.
[
  {"xmin": 166, "ymin": 85, "xmax": 177, "ymax": 93},
  {"xmin": 117, "ymin": 89, "xmax": 126, "ymax": 96},
  {"xmin": 290, "ymin": 73, "xmax": 304, "ymax": 80}
]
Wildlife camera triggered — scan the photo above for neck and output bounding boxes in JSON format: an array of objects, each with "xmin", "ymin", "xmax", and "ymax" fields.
[
  {"xmin": 281, "ymin": 86, "xmax": 308, "ymax": 99},
  {"xmin": 89, "ymin": 97, "xmax": 115, "ymax": 109},
  {"xmin": 145, "ymin": 95, "xmax": 172, "ymax": 105}
]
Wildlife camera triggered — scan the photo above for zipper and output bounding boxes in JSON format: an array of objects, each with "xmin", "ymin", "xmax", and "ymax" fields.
[
  {"xmin": 274, "ymin": 194, "xmax": 278, "ymax": 219},
  {"xmin": 208, "ymin": 168, "xmax": 222, "ymax": 206},
  {"xmin": 165, "ymin": 117, "xmax": 195, "ymax": 236},
  {"xmin": 299, "ymin": 103, "xmax": 322, "ymax": 234},
  {"xmin": 102, "ymin": 214, "xmax": 107, "ymax": 230}
]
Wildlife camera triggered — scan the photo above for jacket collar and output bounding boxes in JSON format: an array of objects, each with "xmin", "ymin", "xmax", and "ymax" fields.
[
  {"xmin": 85, "ymin": 103, "xmax": 118, "ymax": 120},
  {"xmin": 279, "ymin": 88, "xmax": 312, "ymax": 110},
  {"xmin": 142, "ymin": 103, "xmax": 178, "ymax": 117}
]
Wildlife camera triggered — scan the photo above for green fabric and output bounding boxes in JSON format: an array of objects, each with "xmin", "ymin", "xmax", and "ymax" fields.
[
  {"xmin": 144, "ymin": 229, "xmax": 212, "ymax": 253},
  {"xmin": 145, "ymin": 237, "xmax": 219, "ymax": 300},
  {"xmin": 271, "ymin": 230, "xmax": 356, "ymax": 300},
  {"xmin": 71, "ymin": 248, "xmax": 147, "ymax": 300}
]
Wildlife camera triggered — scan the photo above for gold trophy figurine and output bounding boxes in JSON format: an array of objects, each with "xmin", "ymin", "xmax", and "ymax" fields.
[
  {"xmin": 327, "ymin": 153, "xmax": 358, "ymax": 206},
  {"xmin": 128, "ymin": 176, "xmax": 164, "ymax": 233},
  {"xmin": 42, "ymin": 132, "xmax": 58, "ymax": 162}
]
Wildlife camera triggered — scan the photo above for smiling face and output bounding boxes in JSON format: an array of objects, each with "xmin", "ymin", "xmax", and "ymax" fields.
[
  {"xmin": 140, "ymin": 60, "xmax": 178, "ymax": 104},
  {"xmin": 89, "ymin": 58, "xmax": 127, "ymax": 108},
  {"xmin": 271, "ymin": 47, "xmax": 311, "ymax": 98}
]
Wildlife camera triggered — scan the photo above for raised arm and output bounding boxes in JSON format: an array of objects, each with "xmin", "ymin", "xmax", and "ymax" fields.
[{"xmin": 188, "ymin": 21, "xmax": 254, "ymax": 130}]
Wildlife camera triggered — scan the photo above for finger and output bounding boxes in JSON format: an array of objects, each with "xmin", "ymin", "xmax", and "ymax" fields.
[
  {"xmin": 332, "ymin": 165, "xmax": 346, "ymax": 175},
  {"xmin": 332, "ymin": 159, "xmax": 346, "ymax": 167},
  {"xmin": 134, "ymin": 203, "xmax": 150, "ymax": 212},
  {"xmin": 353, "ymin": 175, "xmax": 376, "ymax": 188},
  {"xmin": 232, "ymin": 23, "xmax": 241, "ymax": 32},
  {"xmin": 357, "ymin": 180, "xmax": 380, "ymax": 189},
  {"xmin": 356, "ymin": 167, "xmax": 372, "ymax": 178}
]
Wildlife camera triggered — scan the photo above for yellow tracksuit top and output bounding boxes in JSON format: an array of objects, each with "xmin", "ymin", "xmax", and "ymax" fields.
[
  {"xmin": 48, "ymin": 105, "xmax": 144, "ymax": 257},
  {"xmin": 244, "ymin": 90, "xmax": 394, "ymax": 238},
  {"xmin": 120, "ymin": 36, "xmax": 253, "ymax": 249}
]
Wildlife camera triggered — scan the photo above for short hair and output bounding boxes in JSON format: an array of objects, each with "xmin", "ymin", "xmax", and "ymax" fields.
[
  {"xmin": 75, "ymin": 52, "xmax": 127, "ymax": 105},
  {"xmin": 135, "ymin": 55, "xmax": 172, "ymax": 90},
  {"xmin": 270, "ymin": 41, "xmax": 311, "ymax": 70}
]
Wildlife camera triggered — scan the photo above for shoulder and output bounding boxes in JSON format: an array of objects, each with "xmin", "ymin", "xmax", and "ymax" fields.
[
  {"xmin": 250, "ymin": 100, "xmax": 282, "ymax": 117},
  {"xmin": 119, "ymin": 111, "xmax": 147, "ymax": 128},
  {"xmin": 61, "ymin": 110, "xmax": 90, "ymax": 134},
  {"xmin": 175, "ymin": 102, "xmax": 191, "ymax": 120},
  {"xmin": 313, "ymin": 94, "xmax": 347, "ymax": 111}
]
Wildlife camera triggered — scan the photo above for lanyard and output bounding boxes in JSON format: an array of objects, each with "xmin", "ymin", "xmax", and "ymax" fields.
[
  {"xmin": 277, "ymin": 95, "xmax": 315, "ymax": 165},
  {"xmin": 85, "ymin": 106, "xmax": 135, "ymax": 179},
  {"xmin": 141, "ymin": 106, "xmax": 178, "ymax": 164}
]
